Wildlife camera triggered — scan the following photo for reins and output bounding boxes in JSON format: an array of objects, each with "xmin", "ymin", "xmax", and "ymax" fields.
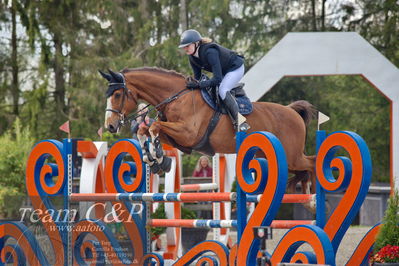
[{"xmin": 123, "ymin": 87, "xmax": 193, "ymax": 125}]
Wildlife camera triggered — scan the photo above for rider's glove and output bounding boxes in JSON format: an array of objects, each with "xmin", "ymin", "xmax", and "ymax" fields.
[{"xmin": 186, "ymin": 80, "xmax": 200, "ymax": 89}]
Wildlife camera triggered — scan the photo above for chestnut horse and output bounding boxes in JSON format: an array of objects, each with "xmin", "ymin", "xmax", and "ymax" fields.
[{"xmin": 100, "ymin": 68, "xmax": 316, "ymax": 193}]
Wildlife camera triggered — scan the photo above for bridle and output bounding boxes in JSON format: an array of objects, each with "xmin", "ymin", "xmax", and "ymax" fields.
[
  {"xmin": 105, "ymin": 73, "xmax": 133, "ymax": 127},
  {"xmin": 105, "ymin": 72, "xmax": 194, "ymax": 129}
]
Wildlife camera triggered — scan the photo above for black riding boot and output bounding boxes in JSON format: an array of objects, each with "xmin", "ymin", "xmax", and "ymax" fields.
[{"xmin": 223, "ymin": 91, "xmax": 250, "ymax": 132}]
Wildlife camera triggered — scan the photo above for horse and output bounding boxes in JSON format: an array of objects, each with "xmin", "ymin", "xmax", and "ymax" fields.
[{"xmin": 100, "ymin": 67, "xmax": 317, "ymax": 194}]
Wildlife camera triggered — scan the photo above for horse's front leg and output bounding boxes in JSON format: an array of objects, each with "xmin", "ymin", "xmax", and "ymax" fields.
[
  {"xmin": 137, "ymin": 126, "xmax": 163, "ymax": 174},
  {"xmin": 148, "ymin": 122, "xmax": 172, "ymax": 173}
]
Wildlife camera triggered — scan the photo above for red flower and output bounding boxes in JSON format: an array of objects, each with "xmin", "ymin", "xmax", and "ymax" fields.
[{"xmin": 370, "ymin": 245, "xmax": 399, "ymax": 263}]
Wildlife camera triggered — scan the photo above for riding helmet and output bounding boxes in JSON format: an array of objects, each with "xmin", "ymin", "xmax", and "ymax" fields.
[{"xmin": 178, "ymin": 29, "xmax": 202, "ymax": 48}]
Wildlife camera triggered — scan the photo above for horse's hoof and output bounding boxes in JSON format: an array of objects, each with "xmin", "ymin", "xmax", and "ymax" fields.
[
  {"xmin": 150, "ymin": 163, "xmax": 161, "ymax": 174},
  {"xmin": 302, "ymin": 202, "xmax": 316, "ymax": 214},
  {"xmin": 155, "ymin": 149, "xmax": 163, "ymax": 159},
  {"xmin": 160, "ymin": 156, "xmax": 172, "ymax": 172}
]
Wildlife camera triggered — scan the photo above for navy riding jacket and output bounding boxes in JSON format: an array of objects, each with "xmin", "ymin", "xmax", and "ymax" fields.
[{"xmin": 188, "ymin": 43, "xmax": 244, "ymax": 89}]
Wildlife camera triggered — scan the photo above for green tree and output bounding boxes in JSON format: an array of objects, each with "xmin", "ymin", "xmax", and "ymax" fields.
[
  {"xmin": 0, "ymin": 119, "xmax": 34, "ymax": 191},
  {"xmin": 373, "ymin": 190, "xmax": 399, "ymax": 255},
  {"xmin": 0, "ymin": 0, "xmax": 395, "ymax": 186},
  {"xmin": 341, "ymin": 0, "xmax": 399, "ymax": 66}
]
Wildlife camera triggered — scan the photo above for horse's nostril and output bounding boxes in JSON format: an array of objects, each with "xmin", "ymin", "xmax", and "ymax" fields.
[{"xmin": 108, "ymin": 124, "xmax": 116, "ymax": 133}]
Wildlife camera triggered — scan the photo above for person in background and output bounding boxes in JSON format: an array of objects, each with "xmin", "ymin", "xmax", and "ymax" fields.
[
  {"xmin": 192, "ymin": 155, "xmax": 213, "ymax": 177},
  {"xmin": 131, "ymin": 103, "xmax": 154, "ymax": 140}
]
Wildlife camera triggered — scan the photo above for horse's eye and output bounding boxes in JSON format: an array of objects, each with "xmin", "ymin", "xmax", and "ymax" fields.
[{"xmin": 114, "ymin": 92, "xmax": 121, "ymax": 99}]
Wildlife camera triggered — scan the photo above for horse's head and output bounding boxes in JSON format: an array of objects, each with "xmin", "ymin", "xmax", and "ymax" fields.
[{"xmin": 99, "ymin": 69, "xmax": 137, "ymax": 133}]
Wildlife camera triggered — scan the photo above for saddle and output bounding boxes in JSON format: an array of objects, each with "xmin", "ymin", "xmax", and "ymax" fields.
[
  {"xmin": 200, "ymin": 83, "xmax": 253, "ymax": 115},
  {"xmin": 166, "ymin": 76, "xmax": 253, "ymax": 156}
]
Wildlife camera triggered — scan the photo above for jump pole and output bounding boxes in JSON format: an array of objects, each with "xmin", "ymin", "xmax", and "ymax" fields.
[
  {"xmin": 70, "ymin": 192, "xmax": 315, "ymax": 204},
  {"xmin": 148, "ymin": 219, "xmax": 315, "ymax": 229},
  {"xmin": 70, "ymin": 192, "xmax": 236, "ymax": 202}
]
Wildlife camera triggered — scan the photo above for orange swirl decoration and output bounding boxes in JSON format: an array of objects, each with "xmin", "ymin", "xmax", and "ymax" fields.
[
  {"xmin": 72, "ymin": 139, "xmax": 146, "ymax": 265},
  {"xmin": 271, "ymin": 225, "xmax": 335, "ymax": 265},
  {"xmin": 104, "ymin": 139, "xmax": 146, "ymax": 263},
  {"xmin": 316, "ymin": 131, "xmax": 372, "ymax": 253},
  {"xmin": 347, "ymin": 223, "xmax": 381, "ymax": 265},
  {"xmin": 72, "ymin": 219, "xmax": 130, "ymax": 265},
  {"xmin": 24, "ymin": 139, "xmax": 66, "ymax": 265},
  {"xmin": 228, "ymin": 244, "xmax": 238, "ymax": 265},
  {"xmin": 236, "ymin": 132, "xmax": 288, "ymax": 265},
  {"xmin": 196, "ymin": 256, "xmax": 218, "ymax": 265},
  {"xmin": 105, "ymin": 139, "xmax": 145, "ymax": 193},
  {"xmin": 0, "ymin": 221, "xmax": 50, "ymax": 264},
  {"xmin": 290, "ymin": 251, "xmax": 316, "ymax": 263},
  {"xmin": 140, "ymin": 253, "xmax": 164, "ymax": 266},
  {"xmin": 173, "ymin": 241, "xmax": 229, "ymax": 265},
  {"xmin": 74, "ymin": 238, "xmax": 105, "ymax": 265}
]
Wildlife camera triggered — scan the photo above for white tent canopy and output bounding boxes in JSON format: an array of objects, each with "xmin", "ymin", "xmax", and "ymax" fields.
[{"xmin": 242, "ymin": 32, "xmax": 399, "ymax": 191}]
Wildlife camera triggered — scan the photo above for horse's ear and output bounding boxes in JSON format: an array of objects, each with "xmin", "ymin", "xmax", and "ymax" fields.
[
  {"xmin": 108, "ymin": 69, "xmax": 123, "ymax": 83},
  {"xmin": 98, "ymin": 70, "xmax": 112, "ymax": 81}
]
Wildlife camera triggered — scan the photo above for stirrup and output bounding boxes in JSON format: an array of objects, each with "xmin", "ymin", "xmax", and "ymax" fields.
[
  {"xmin": 237, "ymin": 113, "xmax": 250, "ymax": 132},
  {"xmin": 238, "ymin": 122, "xmax": 250, "ymax": 132}
]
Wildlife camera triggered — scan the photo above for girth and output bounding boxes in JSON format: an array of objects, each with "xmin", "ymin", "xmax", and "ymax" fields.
[{"xmin": 165, "ymin": 110, "xmax": 221, "ymax": 156}]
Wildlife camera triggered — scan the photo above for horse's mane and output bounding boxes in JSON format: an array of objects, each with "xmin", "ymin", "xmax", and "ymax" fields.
[{"xmin": 122, "ymin": 67, "xmax": 186, "ymax": 79}]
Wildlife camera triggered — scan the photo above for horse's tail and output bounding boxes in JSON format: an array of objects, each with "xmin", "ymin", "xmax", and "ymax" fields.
[
  {"xmin": 288, "ymin": 100, "xmax": 317, "ymax": 126},
  {"xmin": 287, "ymin": 101, "xmax": 317, "ymax": 198}
]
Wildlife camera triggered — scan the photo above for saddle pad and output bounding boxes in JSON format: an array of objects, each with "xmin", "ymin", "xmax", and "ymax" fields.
[{"xmin": 200, "ymin": 87, "xmax": 253, "ymax": 115}]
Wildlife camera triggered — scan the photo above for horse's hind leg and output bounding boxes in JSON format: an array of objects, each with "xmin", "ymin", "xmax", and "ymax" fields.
[
  {"xmin": 288, "ymin": 170, "xmax": 309, "ymax": 193},
  {"xmin": 290, "ymin": 155, "xmax": 316, "ymax": 194},
  {"xmin": 290, "ymin": 157, "xmax": 317, "ymax": 213}
]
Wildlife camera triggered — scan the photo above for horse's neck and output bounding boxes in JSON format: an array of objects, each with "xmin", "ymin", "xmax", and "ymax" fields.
[{"xmin": 127, "ymin": 72, "xmax": 185, "ymax": 105}]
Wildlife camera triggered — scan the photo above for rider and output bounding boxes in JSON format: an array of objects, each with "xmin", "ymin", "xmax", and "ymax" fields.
[{"xmin": 179, "ymin": 29, "xmax": 250, "ymax": 132}]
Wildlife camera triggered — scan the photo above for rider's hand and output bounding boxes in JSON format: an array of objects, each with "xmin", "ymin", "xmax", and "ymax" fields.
[{"xmin": 186, "ymin": 80, "xmax": 200, "ymax": 89}]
